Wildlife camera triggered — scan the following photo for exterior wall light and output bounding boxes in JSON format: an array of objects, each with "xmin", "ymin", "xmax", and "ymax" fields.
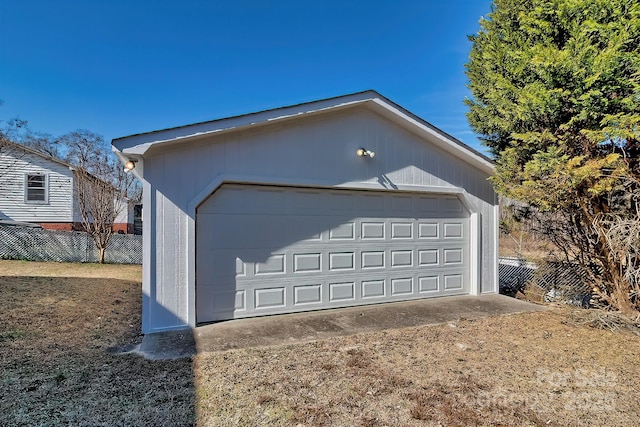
[
  {"xmin": 356, "ymin": 148, "xmax": 375, "ymax": 158},
  {"xmin": 124, "ymin": 160, "xmax": 137, "ymax": 171}
]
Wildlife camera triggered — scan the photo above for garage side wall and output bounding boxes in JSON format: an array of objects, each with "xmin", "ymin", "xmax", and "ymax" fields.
[{"xmin": 142, "ymin": 108, "xmax": 497, "ymax": 332}]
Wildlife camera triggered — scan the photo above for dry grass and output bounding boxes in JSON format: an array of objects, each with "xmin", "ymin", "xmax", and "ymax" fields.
[
  {"xmin": 0, "ymin": 260, "xmax": 194, "ymax": 426},
  {"xmin": 2, "ymin": 260, "xmax": 640, "ymax": 426},
  {"xmin": 499, "ymin": 235, "xmax": 554, "ymax": 261},
  {"xmin": 195, "ymin": 311, "xmax": 640, "ymax": 426}
]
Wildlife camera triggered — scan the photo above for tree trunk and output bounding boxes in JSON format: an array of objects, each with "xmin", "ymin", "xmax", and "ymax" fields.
[
  {"xmin": 99, "ymin": 247, "xmax": 105, "ymax": 264},
  {"xmin": 610, "ymin": 279, "xmax": 639, "ymax": 318}
]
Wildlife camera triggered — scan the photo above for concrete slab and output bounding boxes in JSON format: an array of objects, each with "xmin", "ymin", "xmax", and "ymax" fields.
[{"xmin": 135, "ymin": 294, "xmax": 545, "ymax": 360}]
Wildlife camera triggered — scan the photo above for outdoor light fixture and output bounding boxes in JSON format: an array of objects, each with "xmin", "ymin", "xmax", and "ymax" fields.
[
  {"xmin": 356, "ymin": 148, "xmax": 375, "ymax": 158},
  {"xmin": 124, "ymin": 160, "xmax": 137, "ymax": 171}
]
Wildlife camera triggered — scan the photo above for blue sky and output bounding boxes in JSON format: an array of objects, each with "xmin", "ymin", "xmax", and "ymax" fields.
[{"xmin": 0, "ymin": 0, "xmax": 493, "ymax": 153}]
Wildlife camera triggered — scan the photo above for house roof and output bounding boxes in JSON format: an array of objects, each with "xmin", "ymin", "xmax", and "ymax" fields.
[
  {"xmin": 112, "ymin": 90, "xmax": 494, "ymax": 174},
  {"xmin": 1, "ymin": 138, "xmax": 75, "ymax": 170},
  {"xmin": 1, "ymin": 138, "xmax": 127, "ymax": 194}
]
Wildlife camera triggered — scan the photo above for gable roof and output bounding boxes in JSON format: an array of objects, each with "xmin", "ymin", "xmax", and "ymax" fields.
[
  {"xmin": 1, "ymin": 139, "xmax": 122, "ymax": 192},
  {"xmin": 112, "ymin": 90, "xmax": 494, "ymax": 174},
  {"xmin": 1, "ymin": 138, "xmax": 74, "ymax": 170}
]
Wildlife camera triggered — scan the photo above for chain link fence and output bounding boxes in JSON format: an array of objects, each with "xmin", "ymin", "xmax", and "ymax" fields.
[
  {"xmin": 0, "ymin": 225, "xmax": 142, "ymax": 264},
  {"xmin": 499, "ymin": 256, "xmax": 593, "ymax": 306},
  {"xmin": 0, "ymin": 227, "xmax": 595, "ymax": 294}
]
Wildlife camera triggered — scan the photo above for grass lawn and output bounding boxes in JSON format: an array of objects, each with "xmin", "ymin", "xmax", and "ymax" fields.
[{"xmin": 1, "ymin": 259, "xmax": 639, "ymax": 426}]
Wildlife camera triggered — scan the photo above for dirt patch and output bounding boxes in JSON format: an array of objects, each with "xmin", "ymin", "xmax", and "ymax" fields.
[{"xmin": 1, "ymin": 260, "xmax": 639, "ymax": 426}]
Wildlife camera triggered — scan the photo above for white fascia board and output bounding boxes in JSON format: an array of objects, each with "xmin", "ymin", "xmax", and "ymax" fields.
[
  {"xmin": 111, "ymin": 92, "xmax": 378, "ymax": 156},
  {"xmin": 111, "ymin": 145, "xmax": 128, "ymax": 164},
  {"xmin": 111, "ymin": 145, "xmax": 144, "ymax": 179},
  {"xmin": 111, "ymin": 90, "xmax": 494, "ymax": 176}
]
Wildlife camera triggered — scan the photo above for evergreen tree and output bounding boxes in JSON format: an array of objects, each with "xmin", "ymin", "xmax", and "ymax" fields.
[{"xmin": 466, "ymin": 0, "xmax": 640, "ymax": 315}]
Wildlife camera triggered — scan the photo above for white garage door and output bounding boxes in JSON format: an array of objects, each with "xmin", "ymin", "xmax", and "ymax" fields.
[{"xmin": 196, "ymin": 184, "xmax": 470, "ymax": 323}]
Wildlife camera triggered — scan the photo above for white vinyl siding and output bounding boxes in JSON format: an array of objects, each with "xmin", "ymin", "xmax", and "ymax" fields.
[{"xmin": 0, "ymin": 146, "xmax": 74, "ymax": 223}]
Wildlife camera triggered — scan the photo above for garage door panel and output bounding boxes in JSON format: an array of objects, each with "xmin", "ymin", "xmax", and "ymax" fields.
[
  {"xmin": 294, "ymin": 189, "xmax": 332, "ymax": 214},
  {"xmin": 391, "ymin": 277, "xmax": 414, "ymax": 295},
  {"xmin": 329, "ymin": 222, "xmax": 355, "ymax": 240},
  {"xmin": 293, "ymin": 253, "xmax": 322, "ymax": 273},
  {"xmin": 444, "ymin": 274, "xmax": 464, "ymax": 290},
  {"xmin": 362, "ymin": 279, "xmax": 386, "ymax": 298},
  {"xmin": 391, "ymin": 222, "xmax": 413, "ymax": 239},
  {"xmin": 361, "ymin": 222, "xmax": 385, "ymax": 239},
  {"xmin": 361, "ymin": 251, "xmax": 385, "ymax": 269},
  {"xmin": 390, "ymin": 250, "xmax": 413, "ymax": 268},
  {"xmin": 443, "ymin": 248, "xmax": 464, "ymax": 265},
  {"xmin": 418, "ymin": 249, "xmax": 439, "ymax": 266},
  {"xmin": 443, "ymin": 222, "xmax": 464, "ymax": 239},
  {"xmin": 196, "ymin": 184, "xmax": 471, "ymax": 323},
  {"xmin": 328, "ymin": 252, "xmax": 355, "ymax": 271},
  {"xmin": 418, "ymin": 276, "xmax": 439, "ymax": 293},
  {"xmin": 418, "ymin": 223, "xmax": 439, "ymax": 239},
  {"xmin": 294, "ymin": 284, "xmax": 323, "ymax": 305},
  {"xmin": 199, "ymin": 214, "xmax": 280, "ymax": 250},
  {"xmin": 254, "ymin": 254, "xmax": 286, "ymax": 275},
  {"xmin": 329, "ymin": 281, "xmax": 356, "ymax": 302},
  {"xmin": 254, "ymin": 287, "xmax": 286, "ymax": 309}
]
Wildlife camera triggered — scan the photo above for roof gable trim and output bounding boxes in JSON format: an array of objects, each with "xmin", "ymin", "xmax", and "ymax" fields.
[
  {"xmin": 112, "ymin": 91, "xmax": 377, "ymax": 154},
  {"xmin": 2, "ymin": 140, "xmax": 74, "ymax": 170},
  {"xmin": 112, "ymin": 91, "xmax": 493, "ymax": 173}
]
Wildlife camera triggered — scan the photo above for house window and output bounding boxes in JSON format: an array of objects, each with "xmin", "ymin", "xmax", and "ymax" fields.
[{"xmin": 25, "ymin": 174, "xmax": 48, "ymax": 203}]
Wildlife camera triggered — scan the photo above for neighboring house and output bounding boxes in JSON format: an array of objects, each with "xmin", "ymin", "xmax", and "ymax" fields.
[
  {"xmin": 112, "ymin": 90, "xmax": 498, "ymax": 334},
  {"xmin": 0, "ymin": 140, "xmax": 134, "ymax": 233}
]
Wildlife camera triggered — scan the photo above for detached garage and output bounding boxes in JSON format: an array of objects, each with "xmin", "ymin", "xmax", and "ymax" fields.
[{"xmin": 112, "ymin": 91, "xmax": 497, "ymax": 334}]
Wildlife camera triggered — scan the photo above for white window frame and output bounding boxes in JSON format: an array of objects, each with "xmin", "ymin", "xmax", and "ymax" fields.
[{"xmin": 24, "ymin": 173, "xmax": 49, "ymax": 204}]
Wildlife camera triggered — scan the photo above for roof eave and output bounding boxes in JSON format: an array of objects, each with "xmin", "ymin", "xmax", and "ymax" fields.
[
  {"xmin": 112, "ymin": 90, "xmax": 494, "ymax": 175},
  {"xmin": 112, "ymin": 90, "xmax": 378, "ymax": 155},
  {"xmin": 3, "ymin": 139, "xmax": 75, "ymax": 170}
]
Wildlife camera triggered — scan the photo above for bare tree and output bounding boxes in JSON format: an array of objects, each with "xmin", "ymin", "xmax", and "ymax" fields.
[
  {"xmin": 74, "ymin": 170, "xmax": 123, "ymax": 263},
  {"xmin": 62, "ymin": 130, "xmax": 139, "ymax": 263},
  {"xmin": 58, "ymin": 130, "xmax": 107, "ymax": 173},
  {"xmin": 21, "ymin": 131, "xmax": 59, "ymax": 158},
  {"xmin": 1, "ymin": 118, "xmax": 58, "ymax": 182},
  {"xmin": 1, "ymin": 113, "xmax": 140, "ymax": 262}
]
